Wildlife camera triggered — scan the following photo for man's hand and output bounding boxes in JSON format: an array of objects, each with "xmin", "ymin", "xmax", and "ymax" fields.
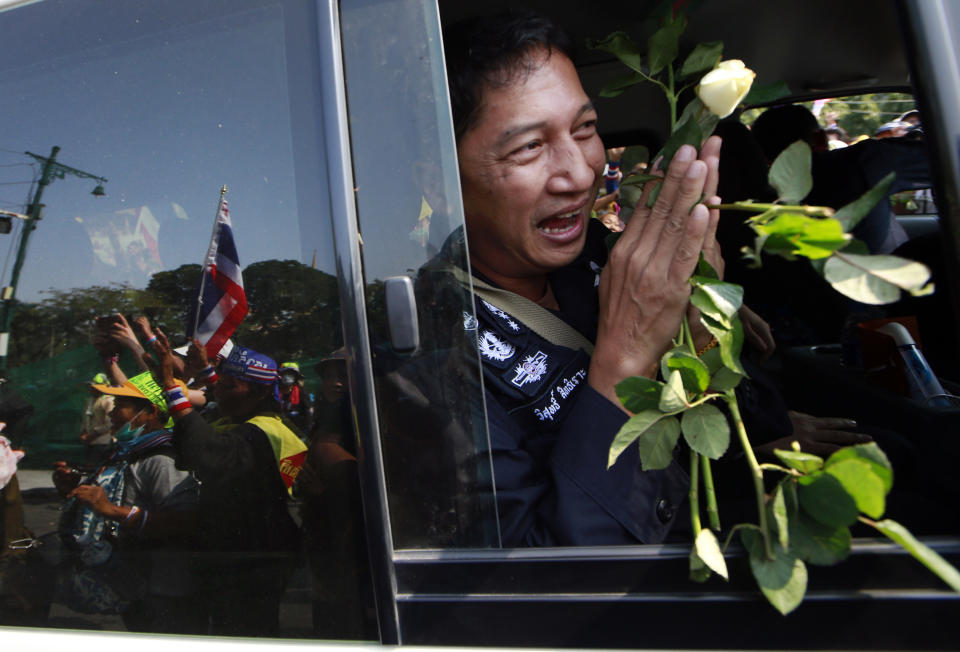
[
  {"xmin": 52, "ymin": 461, "xmax": 82, "ymax": 497},
  {"xmin": 589, "ymin": 138, "xmax": 722, "ymax": 408},
  {"xmin": 185, "ymin": 338, "xmax": 210, "ymax": 377},
  {"xmin": 141, "ymin": 328, "xmax": 178, "ymax": 389},
  {"xmin": 740, "ymin": 304, "xmax": 776, "ymax": 362},
  {"xmin": 108, "ymin": 314, "xmax": 143, "ymax": 354},
  {"xmin": 756, "ymin": 411, "xmax": 871, "ymax": 460},
  {"xmin": 68, "ymin": 484, "xmax": 114, "ymax": 516},
  {"xmin": 132, "ymin": 316, "xmax": 155, "ymax": 342}
]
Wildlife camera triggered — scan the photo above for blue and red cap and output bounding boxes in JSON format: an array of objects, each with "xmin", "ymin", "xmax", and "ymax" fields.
[{"xmin": 221, "ymin": 345, "xmax": 278, "ymax": 385}]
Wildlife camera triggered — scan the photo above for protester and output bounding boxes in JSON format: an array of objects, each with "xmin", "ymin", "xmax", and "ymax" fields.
[
  {"xmin": 54, "ymin": 371, "xmax": 201, "ymax": 633},
  {"xmin": 79, "ymin": 373, "xmax": 115, "ymax": 466},
  {"xmin": 144, "ymin": 333, "xmax": 304, "ymax": 636},
  {"xmin": 279, "ymin": 361, "xmax": 313, "ymax": 437}
]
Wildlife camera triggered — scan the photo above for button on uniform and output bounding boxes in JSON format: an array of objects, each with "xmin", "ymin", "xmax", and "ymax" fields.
[{"xmin": 656, "ymin": 498, "xmax": 674, "ymax": 524}]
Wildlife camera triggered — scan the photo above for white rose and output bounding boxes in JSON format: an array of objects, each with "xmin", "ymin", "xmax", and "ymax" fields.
[{"xmin": 696, "ymin": 60, "xmax": 756, "ymax": 118}]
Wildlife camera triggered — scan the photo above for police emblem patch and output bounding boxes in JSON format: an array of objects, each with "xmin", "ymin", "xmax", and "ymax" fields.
[
  {"xmin": 511, "ymin": 351, "xmax": 548, "ymax": 387},
  {"xmin": 478, "ymin": 330, "xmax": 515, "ymax": 362}
]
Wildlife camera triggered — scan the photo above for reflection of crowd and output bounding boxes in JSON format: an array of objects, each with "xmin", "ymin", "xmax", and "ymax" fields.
[{"xmin": 2, "ymin": 311, "xmax": 373, "ymax": 637}]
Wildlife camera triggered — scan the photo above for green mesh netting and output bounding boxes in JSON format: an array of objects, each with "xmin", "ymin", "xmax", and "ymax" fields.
[{"xmin": 7, "ymin": 346, "xmax": 329, "ymax": 469}]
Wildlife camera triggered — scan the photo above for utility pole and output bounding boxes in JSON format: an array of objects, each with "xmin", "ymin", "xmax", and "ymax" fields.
[{"xmin": 0, "ymin": 146, "xmax": 107, "ymax": 368}]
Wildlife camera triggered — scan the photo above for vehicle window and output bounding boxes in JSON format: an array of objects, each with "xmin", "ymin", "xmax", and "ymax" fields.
[
  {"xmin": 422, "ymin": 0, "xmax": 960, "ymax": 554},
  {"xmin": 340, "ymin": 0, "xmax": 500, "ymax": 549},
  {"xmin": 0, "ymin": 0, "xmax": 376, "ymax": 639}
]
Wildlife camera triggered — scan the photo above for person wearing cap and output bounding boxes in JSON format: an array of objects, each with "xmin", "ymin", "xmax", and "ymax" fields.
[
  {"xmin": 79, "ymin": 372, "xmax": 115, "ymax": 466},
  {"xmin": 54, "ymin": 371, "xmax": 202, "ymax": 633},
  {"xmin": 279, "ymin": 361, "xmax": 314, "ymax": 437},
  {"xmin": 145, "ymin": 332, "xmax": 304, "ymax": 637}
]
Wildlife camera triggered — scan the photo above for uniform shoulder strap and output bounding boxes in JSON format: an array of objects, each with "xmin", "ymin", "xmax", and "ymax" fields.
[{"xmin": 454, "ymin": 267, "xmax": 595, "ymax": 354}]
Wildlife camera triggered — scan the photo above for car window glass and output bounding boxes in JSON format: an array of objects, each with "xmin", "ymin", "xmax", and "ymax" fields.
[
  {"xmin": 339, "ymin": 0, "xmax": 500, "ymax": 549},
  {"xmin": 0, "ymin": 0, "xmax": 376, "ymax": 638}
]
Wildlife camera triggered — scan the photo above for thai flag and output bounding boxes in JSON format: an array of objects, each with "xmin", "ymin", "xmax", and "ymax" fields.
[{"xmin": 187, "ymin": 196, "xmax": 248, "ymax": 358}]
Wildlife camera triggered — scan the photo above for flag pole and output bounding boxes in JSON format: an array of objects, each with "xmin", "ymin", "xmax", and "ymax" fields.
[{"xmin": 192, "ymin": 185, "xmax": 227, "ymax": 340}]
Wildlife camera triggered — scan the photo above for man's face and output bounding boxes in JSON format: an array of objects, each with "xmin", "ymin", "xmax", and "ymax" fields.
[
  {"xmin": 109, "ymin": 396, "xmax": 148, "ymax": 432},
  {"xmin": 214, "ymin": 374, "xmax": 257, "ymax": 416},
  {"xmin": 457, "ymin": 49, "xmax": 605, "ymax": 282}
]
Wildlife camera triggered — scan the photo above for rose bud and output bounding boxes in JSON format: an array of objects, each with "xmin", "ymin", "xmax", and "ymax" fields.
[{"xmin": 696, "ymin": 60, "xmax": 756, "ymax": 118}]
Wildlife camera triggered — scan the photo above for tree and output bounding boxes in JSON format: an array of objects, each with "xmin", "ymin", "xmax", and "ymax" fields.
[{"xmin": 239, "ymin": 259, "xmax": 342, "ymax": 362}]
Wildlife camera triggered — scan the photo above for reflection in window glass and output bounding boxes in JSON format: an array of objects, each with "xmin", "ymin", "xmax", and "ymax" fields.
[
  {"xmin": 0, "ymin": 0, "xmax": 375, "ymax": 638},
  {"xmin": 341, "ymin": 0, "xmax": 500, "ymax": 549}
]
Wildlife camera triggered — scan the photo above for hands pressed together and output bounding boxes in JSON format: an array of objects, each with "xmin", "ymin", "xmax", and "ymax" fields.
[{"xmin": 589, "ymin": 137, "xmax": 723, "ymax": 407}]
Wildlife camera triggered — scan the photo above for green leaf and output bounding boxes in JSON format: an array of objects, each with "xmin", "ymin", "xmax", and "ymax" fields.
[
  {"xmin": 768, "ymin": 140, "xmax": 812, "ymax": 203},
  {"xmin": 701, "ymin": 313, "xmax": 745, "ymax": 376},
  {"xmin": 823, "ymin": 252, "xmax": 933, "ymax": 305},
  {"xmin": 675, "ymin": 97, "xmax": 719, "ymax": 149},
  {"xmin": 789, "ymin": 512, "xmax": 852, "ymax": 566},
  {"xmin": 826, "ymin": 443, "xmax": 893, "ymax": 494},
  {"xmin": 834, "ymin": 172, "xmax": 896, "ymax": 232},
  {"xmin": 742, "ymin": 80, "xmax": 792, "ymax": 106},
  {"xmin": 695, "ymin": 527, "xmax": 728, "ymax": 580},
  {"xmin": 659, "ymin": 369, "xmax": 687, "ymax": 412},
  {"xmin": 587, "ymin": 32, "xmax": 644, "ymax": 73},
  {"xmin": 774, "ymin": 449, "xmax": 824, "ymax": 474},
  {"xmin": 609, "ymin": 409, "xmax": 663, "ymax": 468},
  {"xmin": 635, "ymin": 416, "xmax": 682, "ymax": 471},
  {"xmin": 696, "ymin": 255, "xmax": 720, "ymax": 280},
  {"xmin": 619, "ymin": 173, "xmax": 661, "ymax": 188},
  {"xmin": 870, "ymin": 519, "xmax": 960, "ymax": 592},
  {"xmin": 700, "ymin": 346, "xmax": 743, "ymax": 391},
  {"xmin": 681, "ymin": 404, "xmax": 729, "ymax": 459},
  {"xmin": 811, "ymin": 238, "xmax": 869, "ymax": 276},
  {"xmin": 755, "ymin": 213, "xmax": 850, "ymax": 260},
  {"xmin": 615, "ymin": 375, "xmax": 665, "ymax": 414},
  {"xmin": 657, "ymin": 116, "xmax": 703, "ymax": 175},
  {"xmin": 693, "ymin": 278, "xmax": 743, "ymax": 321},
  {"xmin": 599, "ymin": 71, "xmax": 647, "ymax": 98},
  {"xmin": 824, "ymin": 458, "xmax": 886, "ymax": 518},
  {"xmin": 741, "ymin": 529, "xmax": 808, "ymax": 615},
  {"xmin": 797, "ymin": 472, "xmax": 859, "ymax": 528},
  {"xmin": 770, "ymin": 481, "xmax": 790, "ymax": 550},
  {"xmin": 691, "ymin": 287, "xmax": 730, "ymax": 329},
  {"xmin": 646, "ymin": 14, "xmax": 687, "ymax": 76},
  {"xmin": 666, "ymin": 351, "xmax": 710, "ymax": 394},
  {"xmin": 689, "ymin": 547, "xmax": 713, "ymax": 583},
  {"xmin": 679, "ymin": 41, "xmax": 723, "ymax": 79}
]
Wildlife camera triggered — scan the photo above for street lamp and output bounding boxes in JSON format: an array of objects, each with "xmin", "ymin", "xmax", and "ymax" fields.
[{"xmin": 0, "ymin": 146, "xmax": 108, "ymax": 367}]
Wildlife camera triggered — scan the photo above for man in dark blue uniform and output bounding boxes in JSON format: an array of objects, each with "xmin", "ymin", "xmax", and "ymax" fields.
[{"xmin": 444, "ymin": 13, "xmax": 724, "ymax": 546}]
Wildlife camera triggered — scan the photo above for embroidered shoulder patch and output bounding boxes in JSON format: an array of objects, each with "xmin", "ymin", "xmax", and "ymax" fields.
[
  {"xmin": 511, "ymin": 351, "xmax": 549, "ymax": 388},
  {"xmin": 478, "ymin": 329, "xmax": 515, "ymax": 362},
  {"xmin": 481, "ymin": 299, "xmax": 522, "ymax": 333}
]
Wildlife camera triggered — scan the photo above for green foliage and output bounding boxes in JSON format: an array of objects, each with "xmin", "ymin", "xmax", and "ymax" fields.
[
  {"xmin": 833, "ymin": 172, "xmax": 895, "ymax": 232},
  {"xmin": 822, "ymin": 252, "xmax": 933, "ymax": 305},
  {"xmin": 587, "ymin": 31, "xmax": 644, "ymax": 73},
  {"xmin": 768, "ymin": 141, "xmax": 812, "ymax": 203},
  {"xmin": 679, "ymin": 41, "xmax": 723, "ymax": 79},
  {"xmin": 598, "ymin": 12, "xmax": 957, "ymax": 617},
  {"xmin": 681, "ymin": 404, "xmax": 729, "ymax": 459},
  {"xmin": 870, "ymin": 520, "xmax": 960, "ymax": 592},
  {"xmin": 694, "ymin": 527, "xmax": 728, "ymax": 579},
  {"xmin": 741, "ymin": 529, "xmax": 808, "ymax": 615},
  {"xmin": 646, "ymin": 13, "xmax": 687, "ymax": 75},
  {"xmin": 742, "ymin": 80, "xmax": 791, "ymax": 106}
]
